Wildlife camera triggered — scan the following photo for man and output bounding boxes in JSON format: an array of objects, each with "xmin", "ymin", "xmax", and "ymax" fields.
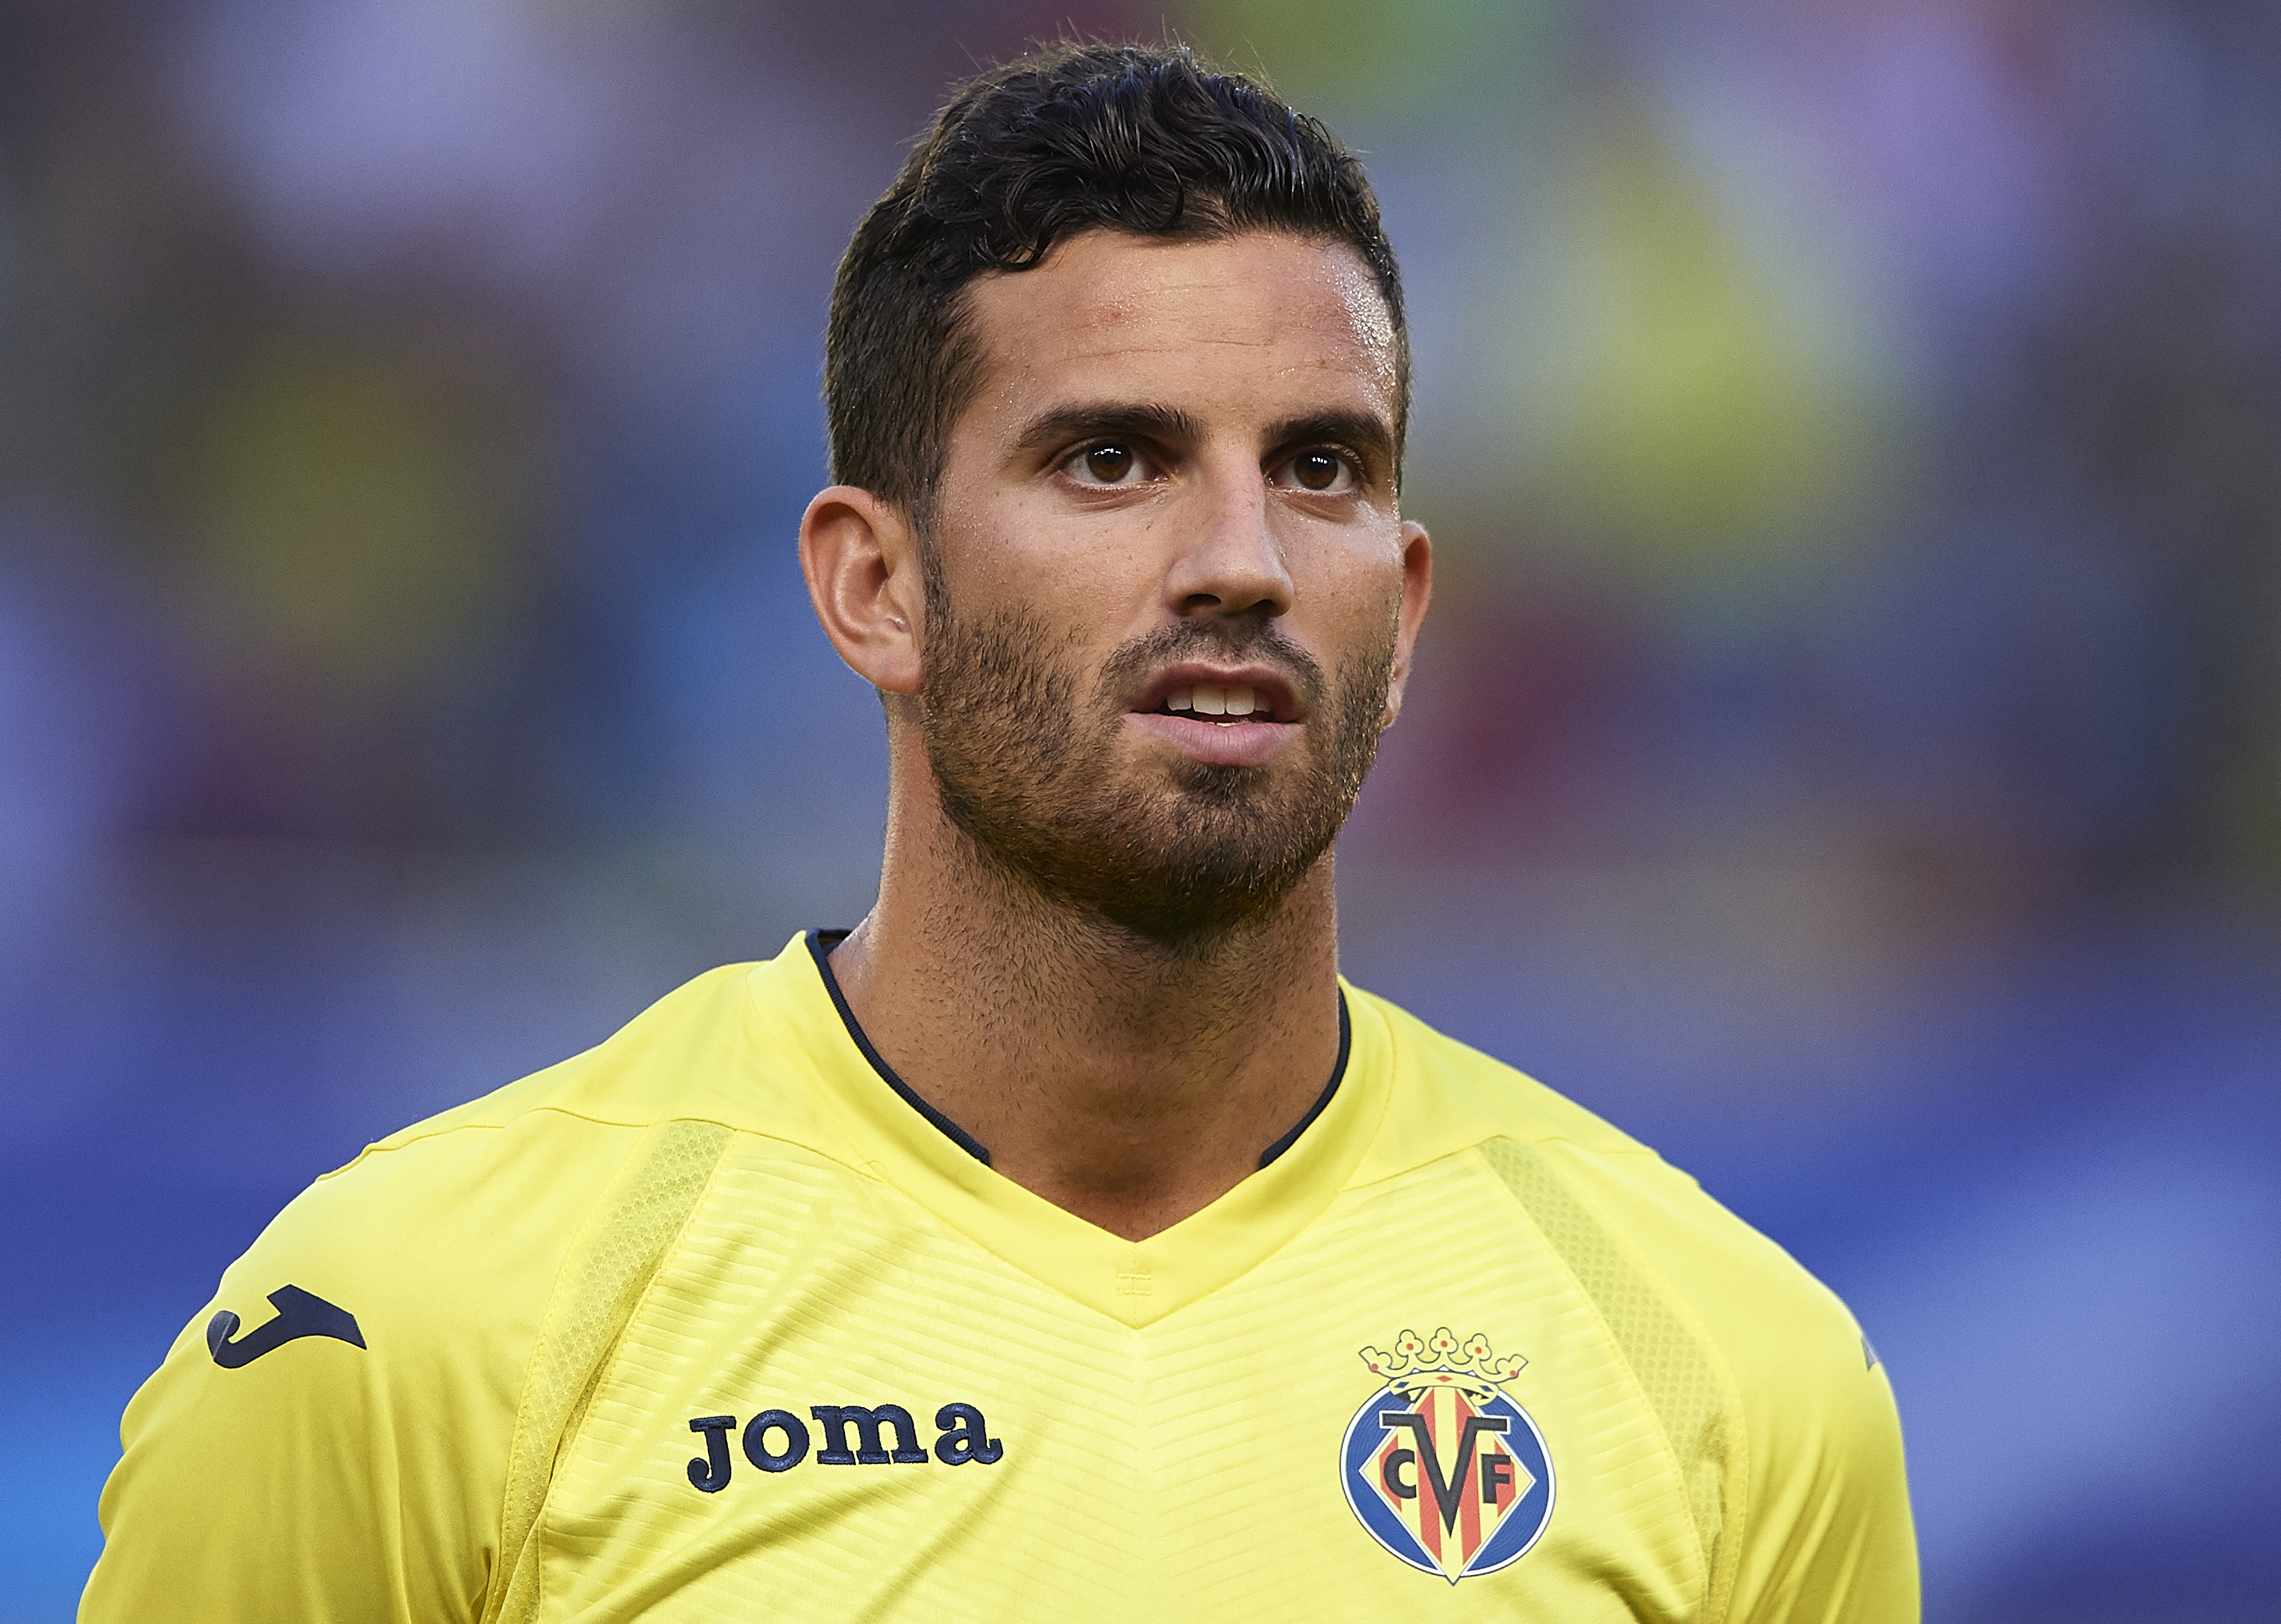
[{"xmin": 83, "ymin": 42, "xmax": 1917, "ymax": 1622}]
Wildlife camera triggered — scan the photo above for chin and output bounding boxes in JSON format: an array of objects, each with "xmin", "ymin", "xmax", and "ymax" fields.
[{"xmin": 949, "ymin": 764, "xmax": 1349, "ymax": 947}]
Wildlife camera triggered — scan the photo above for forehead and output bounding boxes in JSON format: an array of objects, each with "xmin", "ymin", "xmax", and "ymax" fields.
[{"xmin": 955, "ymin": 230, "xmax": 1399, "ymax": 434}]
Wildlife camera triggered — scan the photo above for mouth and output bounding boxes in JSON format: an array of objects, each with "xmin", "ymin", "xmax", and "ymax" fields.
[
  {"xmin": 1129, "ymin": 668, "xmax": 1301, "ymax": 726},
  {"xmin": 1124, "ymin": 666, "xmax": 1304, "ymax": 768}
]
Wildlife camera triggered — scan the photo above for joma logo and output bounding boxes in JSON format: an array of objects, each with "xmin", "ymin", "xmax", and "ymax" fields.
[{"xmin": 685, "ymin": 1404, "xmax": 1002, "ymax": 1492}]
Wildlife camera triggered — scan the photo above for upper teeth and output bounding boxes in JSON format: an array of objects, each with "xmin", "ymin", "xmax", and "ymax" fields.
[{"xmin": 1168, "ymin": 685, "xmax": 1257, "ymax": 717}]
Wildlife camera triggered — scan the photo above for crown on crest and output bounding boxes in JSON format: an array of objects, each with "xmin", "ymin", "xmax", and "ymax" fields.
[{"xmin": 1358, "ymin": 1326, "xmax": 1528, "ymax": 1403}]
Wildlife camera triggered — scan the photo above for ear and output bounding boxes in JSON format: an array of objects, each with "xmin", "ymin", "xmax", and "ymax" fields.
[
  {"xmin": 799, "ymin": 484, "xmax": 925, "ymax": 696},
  {"xmin": 1382, "ymin": 520, "xmax": 1433, "ymax": 726}
]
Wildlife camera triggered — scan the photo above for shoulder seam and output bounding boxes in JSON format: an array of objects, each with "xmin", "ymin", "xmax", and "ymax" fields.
[
  {"xmin": 322, "ymin": 1104, "xmax": 893, "ymax": 1190},
  {"xmin": 336, "ymin": 1103, "xmax": 727, "ymax": 1163},
  {"xmin": 1343, "ymin": 1129, "xmax": 1661, "ymax": 1196}
]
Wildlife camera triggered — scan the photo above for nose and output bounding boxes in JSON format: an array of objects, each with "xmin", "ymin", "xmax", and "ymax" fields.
[{"xmin": 1162, "ymin": 462, "xmax": 1294, "ymax": 621}]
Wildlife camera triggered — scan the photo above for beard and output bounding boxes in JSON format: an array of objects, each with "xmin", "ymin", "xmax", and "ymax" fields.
[{"xmin": 916, "ymin": 580, "xmax": 1397, "ymax": 947}]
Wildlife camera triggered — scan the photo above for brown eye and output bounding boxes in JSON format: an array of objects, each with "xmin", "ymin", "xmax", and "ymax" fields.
[
  {"xmin": 1292, "ymin": 450, "xmax": 1346, "ymax": 491},
  {"xmin": 1083, "ymin": 444, "xmax": 1135, "ymax": 483}
]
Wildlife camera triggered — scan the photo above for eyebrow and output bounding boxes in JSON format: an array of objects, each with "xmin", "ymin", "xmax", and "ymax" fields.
[
  {"xmin": 1009, "ymin": 402, "xmax": 1206, "ymax": 461},
  {"xmin": 1008, "ymin": 401, "xmax": 1397, "ymax": 479}
]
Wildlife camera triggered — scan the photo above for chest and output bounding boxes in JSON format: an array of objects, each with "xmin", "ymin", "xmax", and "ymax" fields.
[{"xmin": 523, "ymin": 1152, "xmax": 1718, "ymax": 1622}]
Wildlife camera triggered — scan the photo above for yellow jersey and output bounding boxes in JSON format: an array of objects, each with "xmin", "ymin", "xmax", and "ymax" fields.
[{"xmin": 83, "ymin": 932, "xmax": 1917, "ymax": 1622}]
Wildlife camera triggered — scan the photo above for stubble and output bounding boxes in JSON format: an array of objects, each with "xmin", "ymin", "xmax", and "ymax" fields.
[{"xmin": 917, "ymin": 581, "xmax": 1397, "ymax": 948}]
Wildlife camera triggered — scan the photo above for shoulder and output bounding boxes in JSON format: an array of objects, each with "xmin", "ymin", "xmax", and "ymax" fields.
[
  {"xmin": 87, "ymin": 961, "xmax": 789, "ymax": 1623},
  {"xmin": 1349, "ymin": 985, "xmax": 1655, "ymax": 1163},
  {"xmin": 1345, "ymin": 985, "xmax": 1917, "ymax": 1616},
  {"xmin": 132, "ymin": 962, "xmax": 757, "ymax": 1432},
  {"xmin": 1346, "ymin": 981, "xmax": 1903, "ymax": 1475},
  {"xmin": 137, "ymin": 954, "xmax": 796, "ymax": 1456},
  {"xmin": 1341, "ymin": 985, "xmax": 1916, "ymax": 1615},
  {"xmin": 1348, "ymin": 983, "xmax": 1853, "ymax": 1346},
  {"xmin": 233, "ymin": 964, "xmax": 768, "ymax": 1347},
  {"xmin": 226, "ymin": 1097, "xmax": 651, "ymax": 1373},
  {"xmin": 359, "ymin": 959, "xmax": 770, "ymax": 1152},
  {"xmin": 242, "ymin": 941, "xmax": 866, "ymax": 1355}
]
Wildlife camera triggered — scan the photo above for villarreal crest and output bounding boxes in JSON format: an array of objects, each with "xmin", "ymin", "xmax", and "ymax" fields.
[{"xmin": 1340, "ymin": 1327, "xmax": 1555, "ymax": 1583}]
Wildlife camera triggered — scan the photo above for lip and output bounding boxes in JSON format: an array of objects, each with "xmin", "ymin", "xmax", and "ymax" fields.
[
  {"xmin": 1124, "ymin": 710, "xmax": 1301, "ymax": 767},
  {"xmin": 1123, "ymin": 661, "xmax": 1305, "ymax": 768},
  {"xmin": 1128, "ymin": 663, "xmax": 1303, "ymax": 723}
]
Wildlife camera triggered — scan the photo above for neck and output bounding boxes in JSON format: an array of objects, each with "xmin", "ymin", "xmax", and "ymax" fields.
[{"xmin": 827, "ymin": 774, "xmax": 1346, "ymax": 1242}]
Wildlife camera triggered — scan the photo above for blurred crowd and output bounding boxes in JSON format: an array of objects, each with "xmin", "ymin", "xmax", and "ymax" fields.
[
  {"xmin": 2, "ymin": 2, "xmax": 2277, "ymax": 1620},
  {"xmin": 6, "ymin": 0, "xmax": 2278, "ymax": 883}
]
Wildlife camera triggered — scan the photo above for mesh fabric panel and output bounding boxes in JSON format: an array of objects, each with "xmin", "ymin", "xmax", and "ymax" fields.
[
  {"xmin": 1477, "ymin": 1137, "xmax": 1745, "ymax": 1622},
  {"xmin": 482, "ymin": 1118, "xmax": 732, "ymax": 1624}
]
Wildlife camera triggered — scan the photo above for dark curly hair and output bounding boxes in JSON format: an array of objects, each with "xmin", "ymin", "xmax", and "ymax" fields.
[{"xmin": 824, "ymin": 41, "xmax": 1408, "ymax": 523}]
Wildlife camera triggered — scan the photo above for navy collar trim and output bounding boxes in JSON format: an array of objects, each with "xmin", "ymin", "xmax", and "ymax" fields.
[
  {"xmin": 1257, "ymin": 990, "xmax": 1349, "ymax": 1169},
  {"xmin": 807, "ymin": 928, "xmax": 995, "ymax": 1165},
  {"xmin": 804, "ymin": 928, "xmax": 1351, "ymax": 1175}
]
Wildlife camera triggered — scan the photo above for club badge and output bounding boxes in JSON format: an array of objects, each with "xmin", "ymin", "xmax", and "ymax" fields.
[{"xmin": 1340, "ymin": 1327, "xmax": 1555, "ymax": 1583}]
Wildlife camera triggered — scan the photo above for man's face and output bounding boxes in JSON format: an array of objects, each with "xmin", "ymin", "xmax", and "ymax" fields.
[{"xmin": 915, "ymin": 228, "xmax": 1428, "ymax": 944}]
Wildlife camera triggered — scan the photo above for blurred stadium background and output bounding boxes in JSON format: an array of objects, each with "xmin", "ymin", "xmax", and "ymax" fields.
[{"xmin": 3, "ymin": 1, "xmax": 2278, "ymax": 1617}]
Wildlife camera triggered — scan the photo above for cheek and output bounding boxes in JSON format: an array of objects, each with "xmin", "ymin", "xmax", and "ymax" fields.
[
  {"xmin": 949, "ymin": 556, "xmax": 1147, "ymax": 638},
  {"xmin": 1299, "ymin": 536, "xmax": 1407, "ymax": 634},
  {"xmin": 935, "ymin": 514, "xmax": 1163, "ymax": 629}
]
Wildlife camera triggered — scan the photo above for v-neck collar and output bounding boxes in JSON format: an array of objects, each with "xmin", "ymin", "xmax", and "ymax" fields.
[
  {"xmin": 802, "ymin": 927, "xmax": 1351, "ymax": 1172},
  {"xmin": 744, "ymin": 932, "xmax": 1393, "ymax": 1329}
]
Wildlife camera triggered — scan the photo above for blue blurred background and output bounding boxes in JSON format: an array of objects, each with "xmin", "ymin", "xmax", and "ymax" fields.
[{"xmin": 3, "ymin": 1, "xmax": 2277, "ymax": 1617}]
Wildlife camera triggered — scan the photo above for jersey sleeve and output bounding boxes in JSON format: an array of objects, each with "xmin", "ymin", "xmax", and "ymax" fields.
[
  {"xmin": 1541, "ymin": 1141, "xmax": 1921, "ymax": 1623},
  {"xmin": 1718, "ymin": 1287, "xmax": 1919, "ymax": 1624},
  {"xmin": 80, "ymin": 1116, "xmax": 612, "ymax": 1624},
  {"xmin": 1624, "ymin": 1156, "xmax": 1919, "ymax": 1624}
]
